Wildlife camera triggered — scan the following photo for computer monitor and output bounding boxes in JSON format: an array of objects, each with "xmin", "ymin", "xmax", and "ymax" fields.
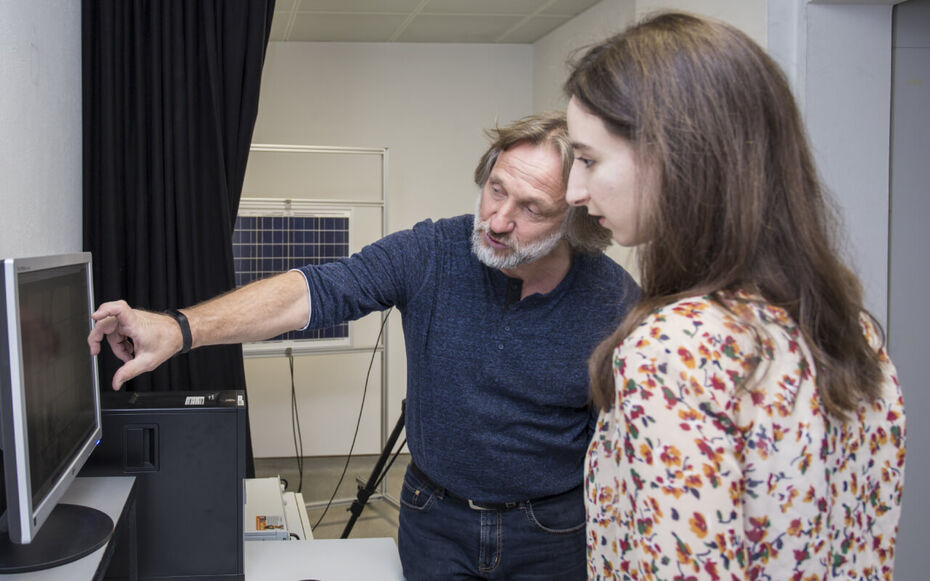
[{"xmin": 0, "ymin": 252, "xmax": 112, "ymax": 572}]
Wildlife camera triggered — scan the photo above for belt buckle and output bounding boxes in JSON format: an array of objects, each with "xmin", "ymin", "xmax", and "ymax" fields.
[{"xmin": 467, "ymin": 499, "xmax": 493, "ymax": 511}]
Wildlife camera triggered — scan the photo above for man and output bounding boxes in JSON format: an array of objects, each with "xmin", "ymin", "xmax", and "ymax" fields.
[{"xmin": 89, "ymin": 111, "xmax": 640, "ymax": 579}]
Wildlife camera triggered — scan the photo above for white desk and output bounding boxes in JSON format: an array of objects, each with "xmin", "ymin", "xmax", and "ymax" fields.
[
  {"xmin": 245, "ymin": 538, "xmax": 404, "ymax": 580},
  {"xmin": 0, "ymin": 476, "xmax": 137, "ymax": 581}
]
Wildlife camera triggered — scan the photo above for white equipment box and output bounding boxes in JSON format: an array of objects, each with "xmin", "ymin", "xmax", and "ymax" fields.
[
  {"xmin": 283, "ymin": 490, "xmax": 314, "ymax": 540},
  {"xmin": 244, "ymin": 477, "xmax": 313, "ymax": 541}
]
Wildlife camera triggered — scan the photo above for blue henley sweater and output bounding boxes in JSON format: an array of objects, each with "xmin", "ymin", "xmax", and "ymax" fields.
[{"xmin": 297, "ymin": 214, "xmax": 639, "ymax": 502}]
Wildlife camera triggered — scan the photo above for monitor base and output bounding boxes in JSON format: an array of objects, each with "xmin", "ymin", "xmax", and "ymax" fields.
[{"xmin": 0, "ymin": 503, "xmax": 113, "ymax": 573}]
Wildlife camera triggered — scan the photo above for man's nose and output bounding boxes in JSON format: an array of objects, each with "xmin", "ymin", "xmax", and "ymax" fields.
[{"xmin": 489, "ymin": 200, "xmax": 517, "ymax": 233}]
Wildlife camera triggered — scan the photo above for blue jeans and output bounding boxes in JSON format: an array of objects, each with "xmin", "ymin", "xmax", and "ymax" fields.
[{"xmin": 397, "ymin": 464, "xmax": 586, "ymax": 580}]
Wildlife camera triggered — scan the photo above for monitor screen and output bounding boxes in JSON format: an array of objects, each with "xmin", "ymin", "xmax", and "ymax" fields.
[
  {"xmin": 0, "ymin": 253, "xmax": 105, "ymax": 555},
  {"xmin": 18, "ymin": 263, "xmax": 98, "ymax": 512}
]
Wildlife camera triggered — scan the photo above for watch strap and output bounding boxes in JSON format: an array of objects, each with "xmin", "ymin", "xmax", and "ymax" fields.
[{"xmin": 166, "ymin": 309, "xmax": 192, "ymax": 354}]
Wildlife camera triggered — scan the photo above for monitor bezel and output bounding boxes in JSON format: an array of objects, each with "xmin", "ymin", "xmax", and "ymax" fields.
[{"xmin": 0, "ymin": 252, "xmax": 103, "ymax": 544}]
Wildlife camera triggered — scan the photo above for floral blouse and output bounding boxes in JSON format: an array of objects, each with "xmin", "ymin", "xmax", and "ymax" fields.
[{"xmin": 586, "ymin": 291, "xmax": 906, "ymax": 580}]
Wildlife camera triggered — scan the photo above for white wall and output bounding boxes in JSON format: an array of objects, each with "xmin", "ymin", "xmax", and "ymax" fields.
[
  {"xmin": 245, "ymin": 41, "xmax": 533, "ymax": 457},
  {"xmin": 888, "ymin": 0, "xmax": 930, "ymax": 576},
  {"xmin": 533, "ymin": 0, "xmax": 765, "ymax": 115},
  {"xmin": 0, "ymin": 1, "xmax": 82, "ymax": 259},
  {"xmin": 636, "ymin": 0, "xmax": 765, "ymax": 43},
  {"xmin": 533, "ymin": 0, "xmax": 635, "ymax": 113},
  {"xmin": 803, "ymin": 3, "xmax": 895, "ymax": 327},
  {"xmin": 768, "ymin": 1, "xmax": 899, "ymax": 330},
  {"xmin": 252, "ymin": 42, "xmax": 533, "ymax": 233}
]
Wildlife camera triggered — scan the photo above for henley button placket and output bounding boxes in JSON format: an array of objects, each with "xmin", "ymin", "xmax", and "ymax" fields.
[{"xmin": 501, "ymin": 279, "xmax": 521, "ymax": 352}]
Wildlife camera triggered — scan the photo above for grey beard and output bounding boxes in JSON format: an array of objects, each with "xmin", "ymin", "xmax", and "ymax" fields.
[{"xmin": 471, "ymin": 216, "xmax": 564, "ymax": 270}]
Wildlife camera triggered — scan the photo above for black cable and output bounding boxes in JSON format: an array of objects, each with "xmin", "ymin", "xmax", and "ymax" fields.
[
  {"xmin": 287, "ymin": 347, "xmax": 304, "ymax": 493},
  {"xmin": 312, "ymin": 308, "xmax": 393, "ymax": 531}
]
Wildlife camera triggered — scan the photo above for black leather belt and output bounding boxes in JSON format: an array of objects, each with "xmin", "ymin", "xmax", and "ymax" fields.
[{"xmin": 408, "ymin": 461, "xmax": 580, "ymax": 512}]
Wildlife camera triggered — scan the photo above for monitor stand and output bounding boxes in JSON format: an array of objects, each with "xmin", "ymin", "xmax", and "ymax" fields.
[{"xmin": 0, "ymin": 503, "xmax": 113, "ymax": 573}]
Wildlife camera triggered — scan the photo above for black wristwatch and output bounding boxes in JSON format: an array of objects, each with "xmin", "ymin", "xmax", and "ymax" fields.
[{"xmin": 165, "ymin": 309, "xmax": 192, "ymax": 354}]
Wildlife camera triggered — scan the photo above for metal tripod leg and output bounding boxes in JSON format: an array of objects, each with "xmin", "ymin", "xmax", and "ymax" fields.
[{"xmin": 340, "ymin": 399, "xmax": 406, "ymax": 538}]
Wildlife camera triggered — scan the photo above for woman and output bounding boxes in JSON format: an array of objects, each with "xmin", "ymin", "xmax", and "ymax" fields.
[{"xmin": 564, "ymin": 12, "xmax": 905, "ymax": 580}]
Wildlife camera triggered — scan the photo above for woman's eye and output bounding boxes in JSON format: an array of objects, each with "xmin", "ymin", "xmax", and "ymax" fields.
[{"xmin": 576, "ymin": 156, "xmax": 594, "ymax": 168}]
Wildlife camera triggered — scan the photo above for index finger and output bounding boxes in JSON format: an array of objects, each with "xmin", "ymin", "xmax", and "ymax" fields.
[{"xmin": 91, "ymin": 300, "xmax": 131, "ymax": 322}]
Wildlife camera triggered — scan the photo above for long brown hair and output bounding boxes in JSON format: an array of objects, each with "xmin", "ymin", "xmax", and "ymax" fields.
[{"xmin": 565, "ymin": 12, "xmax": 883, "ymax": 416}]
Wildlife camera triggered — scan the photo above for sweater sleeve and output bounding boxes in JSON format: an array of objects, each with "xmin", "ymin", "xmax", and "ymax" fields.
[{"xmin": 296, "ymin": 218, "xmax": 440, "ymax": 329}]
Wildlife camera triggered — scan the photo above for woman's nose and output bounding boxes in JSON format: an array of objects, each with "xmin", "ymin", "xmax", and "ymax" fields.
[{"xmin": 566, "ymin": 167, "xmax": 587, "ymax": 206}]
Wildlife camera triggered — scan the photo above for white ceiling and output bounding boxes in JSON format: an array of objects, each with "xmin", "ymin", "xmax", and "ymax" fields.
[{"xmin": 270, "ymin": 0, "xmax": 603, "ymax": 44}]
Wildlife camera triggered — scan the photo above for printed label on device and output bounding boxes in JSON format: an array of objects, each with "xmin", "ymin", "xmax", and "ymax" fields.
[
  {"xmin": 256, "ymin": 515, "xmax": 285, "ymax": 530},
  {"xmin": 185, "ymin": 396, "xmax": 205, "ymax": 406}
]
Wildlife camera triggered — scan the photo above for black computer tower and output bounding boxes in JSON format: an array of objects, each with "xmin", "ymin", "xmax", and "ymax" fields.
[{"xmin": 82, "ymin": 390, "xmax": 246, "ymax": 581}]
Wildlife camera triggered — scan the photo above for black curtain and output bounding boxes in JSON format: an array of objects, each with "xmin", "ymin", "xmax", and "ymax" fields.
[
  {"xmin": 82, "ymin": 2, "xmax": 275, "ymax": 474},
  {"xmin": 82, "ymin": 0, "xmax": 274, "ymax": 391}
]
